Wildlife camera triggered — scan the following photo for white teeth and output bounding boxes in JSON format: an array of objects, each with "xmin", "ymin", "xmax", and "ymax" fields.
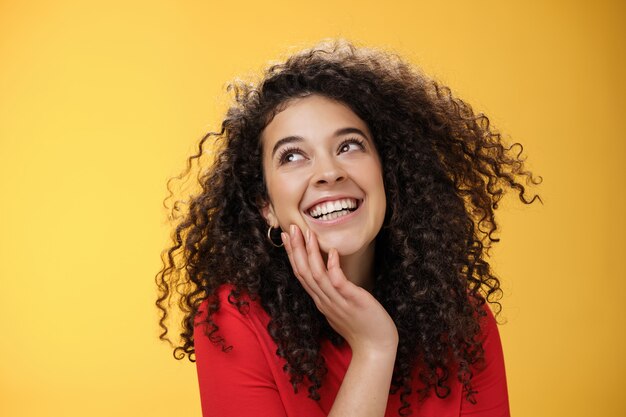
[
  {"xmin": 308, "ymin": 198, "xmax": 358, "ymax": 219},
  {"xmin": 319, "ymin": 210, "xmax": 351, "ymax": 221}
]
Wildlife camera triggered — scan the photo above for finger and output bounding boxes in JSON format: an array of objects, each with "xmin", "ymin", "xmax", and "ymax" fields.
[
  {"xmin": 304, "ymin": 229, "xmax": 327, "ymax": 282},
  {"xmin": 282, "ymin": 232, "xmax": 315, "ymax": 296},
  {"xmin": 306, "ymin": 230, "xmax": 346, "ymax": 305},
  {"xmin": 326, "ymin": 248, "xmax": 361, "ymax": 303},
  {"xmin": 289, "ymin": 225, "xmax": 330, "ymax": 305},
  {"xmin": 281, "ymin": 232, "xmax": 299, "ymax": 276}
]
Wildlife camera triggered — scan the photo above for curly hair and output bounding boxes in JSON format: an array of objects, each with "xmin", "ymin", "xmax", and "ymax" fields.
[{"xmin": 155, "ymin": 39, "xmax": 541, "ymax": 415}]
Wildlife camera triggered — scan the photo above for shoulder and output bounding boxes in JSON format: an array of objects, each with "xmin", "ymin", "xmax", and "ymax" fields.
[
  {"xmin": 193, "ymin": 284, "xmax": 279, "ymax": 393},
  {"xmin": 477, "ymin": 301, "xmax": 498, "ymax": 333},
  {"xmin": 194, "ymin": 284, "xmax": 270, "ymax": 345},
  {"xmin": 460, "ymin": 301, "xmax": 510, "ymax": 415},
  {"xmin": 467, "ymin": 300, "xmax": 505, "ymax": 375},
  {"xmin": 193, "ymin": 288, "xmax": 294, "ymax": 416},
  {"xmin": 196, "ymin": 284, "xmax": 258, "ymax": 316},
  {"xmin": 475, "ymin": 301, "xmax": 503, "ymax": 354}
]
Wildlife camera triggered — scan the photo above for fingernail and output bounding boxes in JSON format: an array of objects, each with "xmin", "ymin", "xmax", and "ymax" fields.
[
  {"xmin": 305, "ymin": 228, "xmax": 311, "ymax": 243},
  {"xmin": 281, "ymin": 233, "xmax": 288, "ymax": 245},
  {"xmin": 290, "ymin": 224, "xmax": 296, "ymax": 238}
]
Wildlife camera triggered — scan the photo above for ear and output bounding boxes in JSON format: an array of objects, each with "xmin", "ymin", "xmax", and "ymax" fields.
[{"xmin": 258, "ymin": 198, "xmax": 279, "ymax": 228}]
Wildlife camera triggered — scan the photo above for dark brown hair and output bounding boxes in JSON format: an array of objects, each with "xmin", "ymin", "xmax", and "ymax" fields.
[{"xmin": 156, "ymin": 39, "xmax": 541, "ymax": 415}]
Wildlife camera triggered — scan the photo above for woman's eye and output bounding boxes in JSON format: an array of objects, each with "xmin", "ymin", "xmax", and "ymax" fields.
[
  {"xmin": 338, "ymin": 139, "xmax": 365, "ymax": 153},
  {"xmin": 284, "ymin": 153, "xmax": 304, "ymax": 163},
  {"xmin": 277, "ymin": 148, "xmax": 305, "ymax": 165}
]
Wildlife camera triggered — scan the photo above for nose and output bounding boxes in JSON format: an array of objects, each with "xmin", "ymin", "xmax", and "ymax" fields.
[{"xmin": 312, "ymin": 155, "xmax": 347, "ymax": 186}]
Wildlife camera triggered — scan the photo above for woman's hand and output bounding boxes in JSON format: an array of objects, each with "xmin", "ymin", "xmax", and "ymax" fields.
[{"xmin": 281, "ymin": 225, "xmax": 398, "ymax": 355}]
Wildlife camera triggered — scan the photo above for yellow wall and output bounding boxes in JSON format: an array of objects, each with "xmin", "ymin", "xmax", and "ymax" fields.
[{"xmin": 1, "ymin": 1, "xmax": 624, "ymax": 416}]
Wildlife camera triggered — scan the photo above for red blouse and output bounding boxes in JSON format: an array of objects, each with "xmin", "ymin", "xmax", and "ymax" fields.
[{"xmin": 194, "ymin": 286, "xmax": 510, "ymax": 417}]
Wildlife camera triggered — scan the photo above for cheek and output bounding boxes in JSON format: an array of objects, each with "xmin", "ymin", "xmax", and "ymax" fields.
[
  {"xmin": 367, "ymin": 168, "xmax": 387, "ymax": 217},
  {"xmin": 360, "ymin": 162, "xmax": 385, "ymax": 196},
  {"xmin": 374, "ymin": 182, "xmax": 387, "ymax": 219},
  {"xmin": 267, "ymin": 175, "xmax": 306, "ymax": 218}
]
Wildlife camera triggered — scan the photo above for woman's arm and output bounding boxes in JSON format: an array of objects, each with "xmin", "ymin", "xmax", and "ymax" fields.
[{"xmin": 282, "ymin": 226, "xmax": 398, "ymax": 417}]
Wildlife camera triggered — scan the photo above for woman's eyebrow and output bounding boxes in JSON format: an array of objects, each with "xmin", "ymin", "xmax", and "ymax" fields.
[
  {"xmin": 271, "ymin": 136, "xmax": 304, "ymax": 158},
  {"xmin": 270, "ymin": 127, "xmax": 371, "ymax": 158},
  {"xmin": 334, "ymin": 127, "xmax": 370, "ymax": 140}
]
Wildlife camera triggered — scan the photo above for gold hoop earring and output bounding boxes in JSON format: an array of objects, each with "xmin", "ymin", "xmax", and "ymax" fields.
[{"xmin": 267, "ymin": 225, "xmax": 284, "ymax": 248}]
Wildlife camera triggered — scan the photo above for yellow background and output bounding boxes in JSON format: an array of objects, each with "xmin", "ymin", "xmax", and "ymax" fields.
[{"xmin": 1, "ymin": 0, "xmax": 624, "ymax": 416}]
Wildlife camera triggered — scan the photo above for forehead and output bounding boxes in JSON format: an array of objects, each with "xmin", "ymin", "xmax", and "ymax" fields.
[{"xmin": 260, "ymin": 95, "xmax": 371, "ymax": 147}]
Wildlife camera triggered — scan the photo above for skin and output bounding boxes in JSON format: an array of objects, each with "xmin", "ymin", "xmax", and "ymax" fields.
[
  {"xmin": 259, "ymin": 95, "xmax": 399, "ymax": 417},
  {"xmin": 260, "ymin": 94, "xmax": 387, "ymax": 289}
]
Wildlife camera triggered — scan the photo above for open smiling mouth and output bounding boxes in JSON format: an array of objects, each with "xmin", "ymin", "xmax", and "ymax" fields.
[{"xmin": 307, "ymin": 198, "xmax": 361, "ymax": 221}]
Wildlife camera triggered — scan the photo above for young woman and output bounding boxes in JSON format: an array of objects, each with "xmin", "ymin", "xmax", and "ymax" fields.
[{"xmin": 156, "ymin": 40, "xmax": 540, "ymax": 417}]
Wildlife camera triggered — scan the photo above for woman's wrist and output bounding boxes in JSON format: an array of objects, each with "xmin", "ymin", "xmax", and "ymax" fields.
[
  {"xmin": 328, "ymin": 341, "xmax": 397, "ymax": 417},
  {"xmin": 351, "ymin": 343, "xmax": 398, "ymax": 364},
  {"xmin": 347, "ymin": 329, "xmax": 399, "ymax": 359}
]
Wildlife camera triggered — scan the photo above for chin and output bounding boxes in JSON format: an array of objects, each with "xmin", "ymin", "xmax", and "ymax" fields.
[{"xmin": 317, "ymin": 236, "xmax": 371, "ymax": 258}]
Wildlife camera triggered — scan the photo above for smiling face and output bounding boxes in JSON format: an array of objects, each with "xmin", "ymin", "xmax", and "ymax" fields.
[{"xmin": 259, "ymin": 94, "xmax": 386, "ymax": 259}]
